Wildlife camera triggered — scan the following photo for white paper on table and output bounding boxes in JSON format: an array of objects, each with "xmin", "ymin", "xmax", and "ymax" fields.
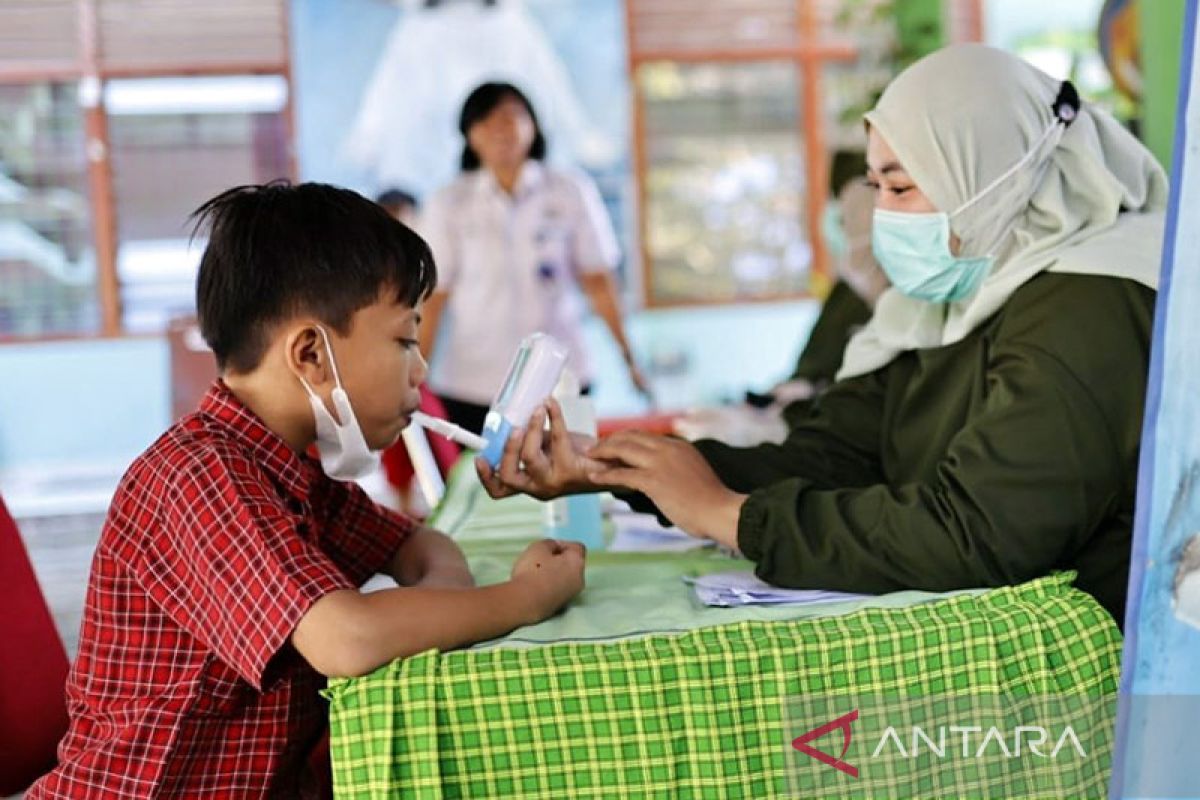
[
  {"xmin": 684, "ymin": 570, "xmax": 871, "ymax": 607},
  {"xmin": 608, "ymin": 510, "xmax": 712, "ymax": 553}
]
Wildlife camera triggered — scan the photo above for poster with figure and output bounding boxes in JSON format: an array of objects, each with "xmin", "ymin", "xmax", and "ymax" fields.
[
  {"xmin": 342, "ymin": 0, "xmax": 617, "ymax": 198},
  {"xmin": 292, "ymin": 0, "xmax": 627, "ymax": 201}
]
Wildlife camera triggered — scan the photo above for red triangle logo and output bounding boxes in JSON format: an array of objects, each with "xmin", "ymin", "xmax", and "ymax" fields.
[{"xmin": 791, "ymin": 708, "xmax": 859, "ymax": 778}]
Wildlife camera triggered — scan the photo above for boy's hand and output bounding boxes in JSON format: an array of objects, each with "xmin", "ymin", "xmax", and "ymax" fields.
[
  {"xmin": 587, "ymin": 432, "xmax": 747, "ymax": 549},
  {"xmin": 509, "ymin": 538, "xmax": 586, "ymax": 623},
  {"xmin": 476, "ymin": 399, "xmax": 611, "ymax": 501}
]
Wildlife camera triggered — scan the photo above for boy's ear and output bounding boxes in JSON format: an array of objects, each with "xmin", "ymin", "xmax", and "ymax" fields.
[{"xmin": 285, "ymin": 325, "xmax": 330, "ymax": 387}]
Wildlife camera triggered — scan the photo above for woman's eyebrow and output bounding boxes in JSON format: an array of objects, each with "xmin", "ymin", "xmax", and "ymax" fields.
[{"xmin": 865, "ymin": 161, "xmax": 906, "ymax": 177}]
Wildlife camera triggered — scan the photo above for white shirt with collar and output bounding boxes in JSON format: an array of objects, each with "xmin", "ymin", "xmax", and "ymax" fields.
[{"xmin": 420, "ymin": 161, "xmax": 620, "ymax": 405}]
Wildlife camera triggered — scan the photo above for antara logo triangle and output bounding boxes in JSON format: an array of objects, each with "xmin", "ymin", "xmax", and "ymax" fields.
[{"xmin": 791, "ymin": 709, "xmax": 859, "ymax": 778}]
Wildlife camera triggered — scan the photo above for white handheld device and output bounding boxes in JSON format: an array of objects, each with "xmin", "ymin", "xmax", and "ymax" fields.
[{"xmin": 479, "ymin": 332, "xmax": 568, "ymax": 468}]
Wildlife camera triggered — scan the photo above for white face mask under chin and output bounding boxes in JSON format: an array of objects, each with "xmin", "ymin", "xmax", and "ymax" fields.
[{"xmin": 297, "ymin": 328, "xmax": 380, "ymax": 482}]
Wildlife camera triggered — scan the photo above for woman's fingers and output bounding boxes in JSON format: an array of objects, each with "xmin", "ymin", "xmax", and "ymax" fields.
[
  {"xmin": 588, "ymin": 433, "xmax": 662, "ymax": 467},
  {"xmin": 544, "ymin": 399, "xmax": 576, "ymax": 459},
  {"xmin": 588, "ymin": 465, "xmax": 652, "ymax": 493},
  {"xmin": 496, "ymin": 429, "xmax": 535, "ymax": 490},
  {"xmin": 475, "ymin": 457, "xmax": 517, "ymax": 498},
  {"xmin": 519, "ymin": 409, "xmax": 552, "ymax": 480}
]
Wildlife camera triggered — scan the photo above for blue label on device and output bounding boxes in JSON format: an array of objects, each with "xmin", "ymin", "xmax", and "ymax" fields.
[{"xmin": 480, "ymin": 416, "xmax": 514, "ymax": 468}]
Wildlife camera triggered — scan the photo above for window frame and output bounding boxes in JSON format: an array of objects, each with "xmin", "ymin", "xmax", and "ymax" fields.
[
  {"xmin": 625, "ymin": 0, "xmax": 857, "ymax": 308},
  {"xmin": 0, "ymin": 0, "xmax": 296, "ymax": 342},
  {"xmin": 625, "ymin": 0, "xmax": 984, "ymax": 308}
]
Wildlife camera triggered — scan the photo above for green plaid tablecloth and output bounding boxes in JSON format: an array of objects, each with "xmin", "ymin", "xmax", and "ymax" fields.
[{"xmin": 326, "ymin": 464, "xmax": 1123, "ymax": 799}]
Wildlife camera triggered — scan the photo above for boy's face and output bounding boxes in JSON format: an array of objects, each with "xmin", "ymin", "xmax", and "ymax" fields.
[{"xmin": 321, "ymin": 291, "xmax": 427, "ymax": 450}]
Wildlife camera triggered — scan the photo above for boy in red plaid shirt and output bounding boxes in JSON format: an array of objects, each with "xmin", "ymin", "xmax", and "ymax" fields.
[{"xmin": 29, "ymin": 183, "xmax": 585, "ymax": 798}]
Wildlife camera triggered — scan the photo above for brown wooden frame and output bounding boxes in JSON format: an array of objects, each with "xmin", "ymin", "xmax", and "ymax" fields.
[
  {"xmin": 0, "ymin": 0, "xmax": 296, "ymax": 341},
  {"xmin": 625, "ymin": 1, "xmax": 858, "ymax": 308}
]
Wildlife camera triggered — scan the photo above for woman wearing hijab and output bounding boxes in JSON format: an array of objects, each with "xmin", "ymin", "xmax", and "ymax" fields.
[
  {"xmin": 419, "ymin": 81, "xmax": 648, "ymax": 435},
  {"xmin": 477, "ymin": 44, "xmax": 1166, "ymax": 625}
]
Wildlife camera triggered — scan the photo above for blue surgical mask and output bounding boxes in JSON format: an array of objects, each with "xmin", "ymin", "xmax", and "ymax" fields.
[
  {"xmin": 871, "ymin": 209, "xmax": 993, "ymax": 303},
  {"xmin": 821, "ymin": 202, "xmax": 848, "ymax": 260},
  {"xmin": 868, "ymin": 80, "xmax": 1082, "ymax": 305}
]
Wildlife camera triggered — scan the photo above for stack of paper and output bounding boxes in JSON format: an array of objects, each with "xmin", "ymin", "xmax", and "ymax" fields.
[
  {"xmin": 607, "ymin": 511, "xmax": 713, "ymax": 553},
  {"xmin": 685, "ymin": 571, "xmax": 870, "ymax": 607}
]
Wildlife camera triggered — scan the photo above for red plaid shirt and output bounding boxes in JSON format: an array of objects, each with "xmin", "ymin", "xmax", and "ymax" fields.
[{"xmin": 29, "ymin": 381, "xmax": 413, "ymax": 798}]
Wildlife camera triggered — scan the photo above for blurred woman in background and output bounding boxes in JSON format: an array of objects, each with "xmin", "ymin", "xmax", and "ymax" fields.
[{"xmin": 419, "ymin": 82, "xmax": 647, "ymax": 434}]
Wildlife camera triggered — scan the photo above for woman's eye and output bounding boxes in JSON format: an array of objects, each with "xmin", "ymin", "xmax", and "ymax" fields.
[{"xmin": 890, "ymin": 186, "xmax": 912, "ymax": 196}]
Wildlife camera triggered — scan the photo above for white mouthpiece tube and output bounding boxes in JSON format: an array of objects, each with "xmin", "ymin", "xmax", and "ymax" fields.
[{"xmin": 411, "ymin": 411, "xmax": 487, "ymax": 450}]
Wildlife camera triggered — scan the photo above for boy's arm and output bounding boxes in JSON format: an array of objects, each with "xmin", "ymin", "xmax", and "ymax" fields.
[
  {"xmin": 292, "ymin": 539, "xmax": 585, "ymax": 678},
  {"xmin": 387, "ymin": 524, "xmax": 475, "ymax": 588},
  {"xmin": 294, "ymin": 585, "xmax": 527, "ymax": 677}
]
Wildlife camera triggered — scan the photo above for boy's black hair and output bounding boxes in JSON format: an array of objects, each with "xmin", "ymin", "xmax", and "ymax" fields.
[
  {"xmin": 192, "ymin": 181, "xmax": 437, "ymax": 374},
  {"xmin": 458, "ymin": 81, "xmax": 547, "ymax": 171},
  {"xmin": 375, "ymin": 187, "xmax": 418, "ymax": 210}
]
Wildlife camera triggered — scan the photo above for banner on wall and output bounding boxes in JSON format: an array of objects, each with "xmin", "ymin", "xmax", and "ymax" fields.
[
  {"xmin": 1112, "ymin": 0, "xmax": 1200, "ymax": 797},
  {"xmin": 339, "ymin": 0, "xmax": 619, "ymax": 199}
]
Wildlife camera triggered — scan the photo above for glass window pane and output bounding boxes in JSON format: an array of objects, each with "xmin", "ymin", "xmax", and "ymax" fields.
[
  {"xmin": 106, "ymin": 75, "xmax": 290, "ymax": 333},
  {"xmin": 824, "ymin": 59, "xmax": 892, "ymax": 153},
  {"xmin": 639, "ymin": 61, "xmax": 809, "ymax": 304},
  {"xmin": 0, "ymin": 82, "xmax": 98, "ymax": 338},
  {"xmin": 822, "ymin": 1, "xmax": 896, "ymax": 149}
]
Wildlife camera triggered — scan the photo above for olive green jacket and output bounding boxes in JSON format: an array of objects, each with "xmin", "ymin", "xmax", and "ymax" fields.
[
  {"xmin": 646, "ymin": 273, "xmax": 1155, "ymax": 624},
  {"xmin": 788, "ymin": 279, "xmax": 874, "ymax": 387},
  {"xmin": 780, "ymin": 279, "xmax": 874, "ymax": 429}
]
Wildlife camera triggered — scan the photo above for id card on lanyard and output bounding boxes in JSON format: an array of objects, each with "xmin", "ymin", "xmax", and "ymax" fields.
[{"xmin": 534, "ymin": 202, "xmax": 570, "ymax": 287}]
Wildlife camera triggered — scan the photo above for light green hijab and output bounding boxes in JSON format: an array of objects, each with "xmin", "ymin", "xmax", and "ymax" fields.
[{"xmin": 837, "ymin": 43, "xmax": 1167, "ymax": 380}]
